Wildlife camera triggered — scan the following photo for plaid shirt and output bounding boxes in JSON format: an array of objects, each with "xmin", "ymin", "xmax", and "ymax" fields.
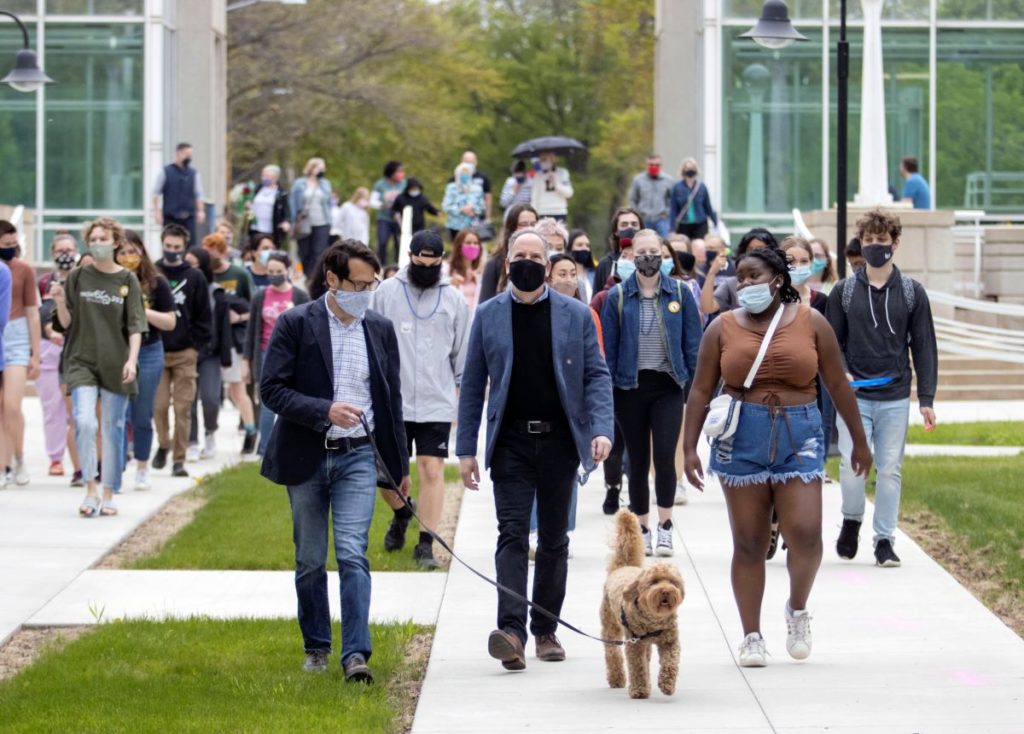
[{"xmin": 325, "ymin": 296, "xmax": 375, "ymax": 438}]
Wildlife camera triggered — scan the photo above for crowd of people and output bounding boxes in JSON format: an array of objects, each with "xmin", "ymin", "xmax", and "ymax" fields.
[{"xmin": 1, "ymin": 145, "xmax": 938, "ymax": 685}]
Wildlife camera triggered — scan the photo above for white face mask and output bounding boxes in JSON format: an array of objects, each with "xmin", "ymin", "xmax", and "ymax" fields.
[{"xmin": 331, "ymin": 288, "xmax": 371, "ymax": 320}]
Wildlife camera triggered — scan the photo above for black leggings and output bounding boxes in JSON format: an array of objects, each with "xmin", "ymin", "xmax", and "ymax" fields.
[
  {"xmin": 603, "ymin": 421, "xmax": 625, "ymax": 488},
  {"xmin": 614, "ymin": 370, "xmax": 683, "ymax": 515}
]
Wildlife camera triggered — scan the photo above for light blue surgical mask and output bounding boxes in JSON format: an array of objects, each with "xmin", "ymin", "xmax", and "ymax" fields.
[
  {"xmin": 738, "ymin": 282, "xmax": 776, "ymax": 314},
  {"xmin": 259, "ymin": 250, "xmax": 272, "ymax": 265},
  {"xmin": 789, "ymin": 265, "xmax": 812, "ymax": 285},
  {"xmin": 660, "ymin": 258, "xmax": 675, "ymax": 276},
  {"xmin": 616, "ymin": 258, "xmax": 636, "ymax": 281},
  {"xmin": 331, "ymin": 288, "xmax": 371, "ymax": 320},
  {"xmin": 811, "ymin": 257, "xmax": 827, "ymax": 274}
]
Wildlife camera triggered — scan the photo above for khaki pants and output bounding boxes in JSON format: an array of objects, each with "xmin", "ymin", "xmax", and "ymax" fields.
[{"xmin": 155, "ymin": 348, "xmax": 198, "ymax": 463}]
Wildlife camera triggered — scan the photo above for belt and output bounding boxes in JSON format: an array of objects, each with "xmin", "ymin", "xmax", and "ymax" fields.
[
  {"xmin": 509, "ymin": 420, "xmax": 565, "ymax": 435},
  {"xmin": 323, "ymin": 435, "xmax": 371, "ymax": 452}
]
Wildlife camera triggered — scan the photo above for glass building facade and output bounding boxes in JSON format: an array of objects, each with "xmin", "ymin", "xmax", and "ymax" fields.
[{"xmin": 708, "ymin": 0, "xmax": 1024, "ymax": 232}]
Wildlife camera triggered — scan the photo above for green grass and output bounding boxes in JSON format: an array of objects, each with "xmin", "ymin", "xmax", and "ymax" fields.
[
  {"xmin": 0, "ymin": 619, "xmax": 428, "ymax": 734},
  {"xmin": 905, "ymin": 421, "xmax": 1024, "ymax": 447},
  {"xmin": 134, "ymin": 462, "xmax": 460, "ymax": 572},
  {"xmin": 826, "ymin": 455, "xmax": 1024, "ymax": 601}
]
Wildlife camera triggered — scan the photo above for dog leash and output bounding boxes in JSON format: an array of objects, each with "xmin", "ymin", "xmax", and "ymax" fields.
[{"xmin": 358, "ymin": 416, "xmax": 638, "ymax": 647}]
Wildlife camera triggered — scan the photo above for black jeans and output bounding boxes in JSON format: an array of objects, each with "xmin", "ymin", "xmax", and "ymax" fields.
[
  {"xmin": 676, "ymin": 220, "xmax": 709, "ymax": 239},
  {"xmin": 614, "ymin": 370, "xmax": 683, "ymax": 515},
  {"xmin": 376, "ymin": 219, "xmax": 401, "ymax": 265},
  {"xmin": 189, "ymin": 354, "xmax": 222, "ymax": 442},
  {"xmin": 297, "ymin": 225, "xmax": 330, "ymax": 281},
  {"xmin": 603, "ymin": 421, "xmax": 625, "ymax": 488},
  {"xmin": 490, "ymin": 423, "xmax": 578, "ymax": 645}
]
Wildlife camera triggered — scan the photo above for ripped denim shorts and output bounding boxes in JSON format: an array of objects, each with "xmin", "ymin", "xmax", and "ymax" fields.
[{"xmin": 708, "ymin": 401, "xmax": 825, "ymax": 488}]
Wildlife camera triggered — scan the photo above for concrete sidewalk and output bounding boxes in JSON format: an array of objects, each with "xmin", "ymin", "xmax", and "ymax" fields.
[{"xmin": 412, "ymin": 436, "xmax": 1024, "ymax": 732}]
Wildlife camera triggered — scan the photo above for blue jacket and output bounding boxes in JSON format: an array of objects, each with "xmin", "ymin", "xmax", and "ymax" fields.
[
  {"xmin": 455, "ymin": 289, "xmax": 614, "ymax": 476},
  {"xmin": 259, "ymin": 297, "xmax": 409, "ymax": 487},
  {"xmin": 669, "ymin": 180, "xmax": 717, "ymax": 229},
  {"xmin": 600, "ymin": 274, "xmax": 702, "ymax": 390}
]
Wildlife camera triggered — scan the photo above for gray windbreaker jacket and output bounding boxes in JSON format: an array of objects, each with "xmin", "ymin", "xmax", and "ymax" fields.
[{"xmin": 370, "ymin": 266, "xmax": 470, "ymax": 423}]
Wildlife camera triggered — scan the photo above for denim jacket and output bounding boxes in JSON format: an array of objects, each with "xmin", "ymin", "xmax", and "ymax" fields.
[{"xmin": 600, "ymin": 273, "xmax": 702, "ymax": 390}]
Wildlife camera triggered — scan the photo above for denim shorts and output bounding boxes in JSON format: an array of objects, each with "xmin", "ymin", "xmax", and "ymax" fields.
[
  {"xmin": 3, "ymin": 317, "xmax": 30, "ymax": 367},
  {"xmin": 708, "ymin": 401, "xmax": 825, "ymax": 487}
]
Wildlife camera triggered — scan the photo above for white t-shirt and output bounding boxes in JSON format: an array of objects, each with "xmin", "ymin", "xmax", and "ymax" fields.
[{"xmin": 252, "ymin": 187, "xmax": 277, "ymax": 233}]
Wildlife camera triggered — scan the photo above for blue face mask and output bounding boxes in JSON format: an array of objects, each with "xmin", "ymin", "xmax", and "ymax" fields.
[
  {"xmin": 458, "ymin": 174, "xmax": 471, "ymax": 185},
  {"xmin": 660, "ymin": 258, "xmax": 675, "ymax": 276},
  {"xmin": 811, "ymin": 258, "xmax": 827, "ymax": 275},
  {"xmin": 332, "ymin": 288, "xmax": 371, "ymax": 320},
  {"xmin": 738, "ymin": 282, "xmax": 776, "ymax": 314},
  {"xmin": 259, "ymin": 250, "xmax": 272, "ymax": 265},
  {"xmin": 616, "ymin": 258, "xmax": 636, "ymax": 281},
  {"xmin": 789, "ymin": 265, "xmax": 812, "ymax": 285}
]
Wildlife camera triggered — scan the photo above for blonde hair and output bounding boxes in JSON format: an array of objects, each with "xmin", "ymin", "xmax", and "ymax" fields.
[
  {"xmin": 631, "ymin": 228, "xmax": 662, "ymax": 251},
  {"xmin": 679, "ymin": 157, "xmax": 700, "ymax": 177},
  {"xmin": 535, "ymin": 217, "xmax": 569, "ymax": 246},
  {"xmin": 50, "ymin": 230, "xmax": 78, "ymax": 252},
  {"xmin": 454, "ymin": 162, "xmax": 475, "ymax": 180},
  {"xmin": 349, "ymin": 186, "xmax": 369, "ymax": 203},
  {"xmin": 303, "ymin": 157, "xmax": 326, "ymax": 177},
  {"xmin": 82, "ymin": 217, "xmax": 124, "ymax": 245}
]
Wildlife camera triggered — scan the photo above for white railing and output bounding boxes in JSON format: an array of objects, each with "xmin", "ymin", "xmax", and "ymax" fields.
[{"xmin": 952, "ymin": 210, "xmax": 985, "ymax": 298}]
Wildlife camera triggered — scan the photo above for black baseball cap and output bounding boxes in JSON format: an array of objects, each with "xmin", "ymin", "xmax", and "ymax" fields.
[{"xmin": 410, "ymin": 230, "xmax": 444, "ymax": 257}]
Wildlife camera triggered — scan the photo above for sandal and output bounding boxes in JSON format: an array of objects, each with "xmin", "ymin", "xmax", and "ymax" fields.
[
  {"xmin": 99, "ymin": 499, "xmax": 119, "ymax": 517},
  {"xmin": 79, "ymin": 495, "xmax": 101, "ymax": 518}
]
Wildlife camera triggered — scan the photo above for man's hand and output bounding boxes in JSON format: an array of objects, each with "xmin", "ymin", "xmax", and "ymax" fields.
[
  {"xmin": 196, "ymin": 209, "xmax": 207, "ymax": 226},
  {"xmin": 459, "ymin": 456, "xmax": 480, "ymax": 491},
  {"xmin": 591, "ymin": 435, "xmax": 612, "ymax": 463},
  {"xmin": 398, "ymin": 475, "xmax": 412, "ymax": 498},
  {"xmin": 328, "ymin": 402, "xmax": 363, "ymax": 429},
  {"xmin": 154, "ymin": 211, "xmax": 163, "ymax": 226},
  {"xmin": 280, "ymin": 221, "xmax": 291, "ymax": 233},
  {"xmin": 228, "ymin": 310, "xmax": 241, "ymax": 325},
  {"xmin": 122, "ymin": 359, "xmax": 138, "ymax": 384},
  {"xmin": 921, "ymin": 406, "xmax": 937, "ymax": 432}
]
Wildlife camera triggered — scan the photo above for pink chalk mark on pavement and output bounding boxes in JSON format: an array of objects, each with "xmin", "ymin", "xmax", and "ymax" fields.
[
  {"xmin": 839, "ymin": 570, "xmax": 869, "ymax": 585},
  {"xmin": 870, "ymin": 614, "xmax": 917, "ymax": 632},
  {"xmin": 951, "ymin": 670, "xmax": 989, "ymax": 687}
]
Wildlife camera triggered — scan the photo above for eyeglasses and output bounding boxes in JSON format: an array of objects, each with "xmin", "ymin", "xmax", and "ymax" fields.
[{"xmin": 343, "ymin": 277, "xmax": 380, "ymax": 293}]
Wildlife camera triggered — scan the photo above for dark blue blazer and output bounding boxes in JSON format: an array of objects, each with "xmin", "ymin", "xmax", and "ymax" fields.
[
  {"xmin": 455, "ymin": 289, "xmax": 614, "ymax": 477},
  {"xmin": 259, "ymin": 297, "xmax": 409, "ymax": 487}
]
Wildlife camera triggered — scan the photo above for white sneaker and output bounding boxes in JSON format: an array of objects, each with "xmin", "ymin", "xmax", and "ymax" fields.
[
  {"xmin": 134, "ymin": 469, "xmax": 151, "ymax": 491},
  {"xmin": 528, "ymin": 531, "xmax": 538, "ymax": 562},
  {"xmin": 642, "ymin": 527, "xmax": 653, "ymax": 557},
  {"xmin": 673, "ymin": 480, "xmax": 689, "ymax": 506},
  {"xmin": 656, "ymin": 522, "xmax": 675, "ymax": 557},
  {"xmin": 738, "ymin": 632, "xmax": 767, "ymax": 667},
  {"xmin": 785, "ymin": 604, "xmax": 812, "ymax": 660},
  {"xmin": 13, "ymin": 461, "xmax": 30, "ymax": 486},
  {"xmin": 199, "ymin": 434, "xmax": 216, "ymax": 460},
  {"xmin": 186, "ymin": 443, "xmax": 201, "ymax": 463}
]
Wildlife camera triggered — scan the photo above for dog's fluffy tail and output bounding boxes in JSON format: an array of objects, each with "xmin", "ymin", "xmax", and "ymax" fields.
[{"xmin": 609, "ymin": 510, "xmax": 645, "ymax": 571}]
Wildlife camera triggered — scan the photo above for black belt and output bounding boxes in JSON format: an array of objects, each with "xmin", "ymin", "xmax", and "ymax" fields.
[
  {"xmin": 508, "ymin": 420, "xmax": 566, "ymax": 435},
  {"xmin": 323, "ymin": 435, "xmax": 371, "ymax": 452}
]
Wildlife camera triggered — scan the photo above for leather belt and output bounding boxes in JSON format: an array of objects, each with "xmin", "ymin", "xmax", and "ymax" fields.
[
  {"xmin": 511, "ymin": 420, "xmax": 564, "ymax": 435},
  {"xmin": 324, "ymin": 435, "xmax": 371, "ymax": 452}
]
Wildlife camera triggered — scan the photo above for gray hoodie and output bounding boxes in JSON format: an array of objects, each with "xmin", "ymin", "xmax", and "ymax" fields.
[
  {"xmin": 370, "ymin": 266, "xmax": 470, "ymax": 423},
  {"xmin": 629, "ymin": 171, "xmax": 675, "ymax": 223}
]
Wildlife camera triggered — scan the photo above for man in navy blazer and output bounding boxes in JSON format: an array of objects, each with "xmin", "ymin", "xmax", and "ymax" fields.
[
  {"xmin": 261, "ymin": 239, "xmax": 410, "ymax": 684},
  {"xmin": 457, "ymin": 227, "xmax": 614, "ymax": 671}
]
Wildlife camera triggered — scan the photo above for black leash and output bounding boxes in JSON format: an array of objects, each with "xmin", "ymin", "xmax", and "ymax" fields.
[{"xmin": 358, "ymin": 415, "xmax": 636, "ymax": 647}]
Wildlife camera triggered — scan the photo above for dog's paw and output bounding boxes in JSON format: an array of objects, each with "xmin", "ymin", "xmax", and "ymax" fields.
[
  {"xmin": 658, "ymin": 680, "xmax": 676, "ymax": 696},
  {"xmin": 607, "ymin": 672, "xmax": 626, "ymax": 689},
  {"xmin": 628, "ymin": 685, "xmax": 651, "ymax": 699}
]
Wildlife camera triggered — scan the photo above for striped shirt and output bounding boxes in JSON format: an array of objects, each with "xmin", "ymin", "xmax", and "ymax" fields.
[
  {"xmin": 325, "ymin": 296, "xmax": 375, "ymax": 438},
  {"xmin": 637, "ymin": 296, "xmax": 671, "ymax": 373}
]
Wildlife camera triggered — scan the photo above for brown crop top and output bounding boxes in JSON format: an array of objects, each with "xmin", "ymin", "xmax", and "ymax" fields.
[{"xmin": 719, "ymin": 304, "xmax": 818, "ymax": 401}]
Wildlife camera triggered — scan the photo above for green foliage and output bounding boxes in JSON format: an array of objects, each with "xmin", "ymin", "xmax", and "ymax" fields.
[
  {"xmin": 906, "ymin": 421, "xmax": 1024, "ymax": 447},
  {"xmin": 0, "ymin": 619, "xmax": 428, "ymax": 734},
  {"xmin": 134, "ymin": 462, "xmax": 459, "ymax": 572}
]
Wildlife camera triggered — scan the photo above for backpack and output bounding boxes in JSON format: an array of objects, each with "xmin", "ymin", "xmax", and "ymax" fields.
[{"xmin": 841, "ymin": 274, "xmax": 916, "ymax": 315}]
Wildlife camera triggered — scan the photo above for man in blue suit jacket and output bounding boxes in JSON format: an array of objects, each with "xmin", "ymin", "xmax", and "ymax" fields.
[
  {"xmin": 456, "ymin": 228, "xmax": 614, "ymax": 671},
  {"xmin": 261, "ymin": 240, "xmax": 410, "ymax": 685}
]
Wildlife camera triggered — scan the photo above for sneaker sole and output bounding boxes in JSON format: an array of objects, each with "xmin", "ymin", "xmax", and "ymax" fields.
[
  {"xmin": 787, "ymin": 643, "xmax": 811, "ymax": 660},
  {"xmin": 739, "ymin": 655, "xmax": 767, "ymax": 668},
  {"xmin": 488, "ymin": 633, "xmax": 526, "ymax": 671},
  {"xmin": 875, "ymin": 559, "xmax": 901, "ymax": 568},
  {"xmin": 344, "ymin": 668, "xmax": 374, "ymax": 684},
  {"xmin": 655, "ymin": 546, "xmax": 674, "ymax": 557}
]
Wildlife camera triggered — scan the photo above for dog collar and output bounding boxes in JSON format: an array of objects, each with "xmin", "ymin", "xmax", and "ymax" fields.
[{"xmin": 620, "ymin": 604, "xmax": 665, "ymax": 642}]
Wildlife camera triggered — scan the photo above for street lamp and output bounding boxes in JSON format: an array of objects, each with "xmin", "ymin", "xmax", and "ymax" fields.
[
  {"xmin": 739, "ymin": 0, "xmax": 807, "ymax": 49},
  {"xmin": 0, "ymin": 10, "xmax": 53, "ymax": 93}
]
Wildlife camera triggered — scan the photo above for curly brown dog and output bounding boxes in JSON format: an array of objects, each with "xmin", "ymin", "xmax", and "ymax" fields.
[{"xmin": 600, "ymin": 510, "xmax": 684, "ymax": 699}]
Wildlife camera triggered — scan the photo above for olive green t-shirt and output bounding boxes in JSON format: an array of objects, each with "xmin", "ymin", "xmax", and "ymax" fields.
[{"xmin": 59, "ymin": 265, "xmax": 149, "ymax": 396}]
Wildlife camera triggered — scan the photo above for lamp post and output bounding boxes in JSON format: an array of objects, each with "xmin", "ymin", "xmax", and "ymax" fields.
[
  {"xmin": 0, "ymin": 10, "xmax": 53, "ymax": 92},
  {"xmin": 742, "ymin": 0, "xmax": 850, "ymax": 278}
]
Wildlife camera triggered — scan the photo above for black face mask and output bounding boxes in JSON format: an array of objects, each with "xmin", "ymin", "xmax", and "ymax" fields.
[
  {"xmin": 508, "ymin": 259, "xmax": 546, "ymax": 292},
  {"xmin": 181, "ymin": 157, "xmax": 192, "ymax": 168},
  {"xmin": 268, "ymin": 273, "xmax": 288, "ymax": 287},
  {"xmin": 316, "ymin": 170, "xmax": 326, "ymax": 179},
  {"xmin": 163, "ymin": 250, "xmax": 182, "ymax": 264},
  {"xmin": 684, "ymin": 169, "xmax": 697, "ymax": 177},
  {"xmin": 616, "ymin": 227, "xmax": 637, "ymax": 250},
  {"xmin": 0, "ymin": 247, "xmax": 16, "ymax": 262},
  {"xmin": 677, "ymin": 251, "xmax": 696, "ymax": 271},
  {"xmin": 54, "ymin": 253, "xmax": 77, "ymax": 270},
  {"xmin": 862, "ymin": 244, "xmax": 894, "ymax": 268},
  {"xmin": 572, "ymin": 249, "xmax": 592, "ymax": 266},
  {"xmin": 634, "ymin": 254, "xmax": 662, "ymax": 278},
  {"xmin": 705, "ymin": 251, "xmax": 722, "ymax": 270},
  {"xmin": 407, "ymin": 262, "xmax": 442, "ymax": 289}
]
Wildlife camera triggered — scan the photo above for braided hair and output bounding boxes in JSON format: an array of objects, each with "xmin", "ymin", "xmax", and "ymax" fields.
[{"xmin": 737, "ymin": 245, "xmax": 801, "ymax": 305}]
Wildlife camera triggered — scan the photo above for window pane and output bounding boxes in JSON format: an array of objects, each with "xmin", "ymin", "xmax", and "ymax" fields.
[
  {"xmin": 724, "ymin": 0, "xmax": 825, "ymax": 20},
  {"xmin": 43, "ymin": 23, "xmax": 144, "ymax": 210},
  {"xmin": 0, "ymin": 25, "xmax": 37, "ymax": 212},
  {"xmin": 722, "ymin": 28, "xmax": 824, "ymax": 215},
  {"xmin": 829, "ymin": 0, "xmax": 930, "ymax": 21},
  {"xmin": 938, "ymin": 0, "xmax": 1024, "ymax": 20},
  {"xmin": 936, "ymin": 28, "xmax": 1024, "ymax": 211},
  {"xmin": 828, "ymin": 28, "xmax": 930, "ymax": 205},
  {"xmin": 46, "ymin": 0, "xmax": 144, "ymax": 14}
]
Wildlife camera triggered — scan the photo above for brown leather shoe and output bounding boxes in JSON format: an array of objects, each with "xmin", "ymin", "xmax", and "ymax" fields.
[
  {"xmin": 487, "ymin": 629, "xmax": 526, "ymax": 671},
  {"xmin": 535, "ymin": 633, "xmax": 566, "ymax": 662}
]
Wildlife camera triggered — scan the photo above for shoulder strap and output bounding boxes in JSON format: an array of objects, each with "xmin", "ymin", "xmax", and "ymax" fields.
[
  {"xmin": 616, "ymin": 283, "xmax": 624, "ymax": 327},
  {"xmin": 901, "ymin": 275, "xmax": 916, "ymax": 314},
  {"xmin": 742, "ymin": 304, "xmax": 785, "ymax": 390},
  {"xmin": 841, "ymin": 277, "xmax": 855, "ymax": 313}
]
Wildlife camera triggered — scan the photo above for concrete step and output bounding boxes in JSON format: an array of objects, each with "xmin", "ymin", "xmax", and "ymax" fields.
[
  {"xmin": 931, "ymin": 384, "xmax": 1024, "ymax": 401},
  {"xmin": 933, "ymin": 370, "xmax": 1024, "ymax": 386}
]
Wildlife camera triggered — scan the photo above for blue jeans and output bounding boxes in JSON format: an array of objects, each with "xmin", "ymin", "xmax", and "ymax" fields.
[
  {"xmin": 258, "ymin": 350, "xmax": 276, "ymax": 456},
  {"xmin": 836, "ymin": 397, "xmax": 910, "ymax": 545},
  {"xmin": 72, "ymin": 385, "xmax": 130, "ymax": 492},
  {"xmin": 529, "ymin": 479, "xmax": 578, "ymax": 533},
  {"xmin": 126, "ymin": 340, "xmax": 165, "ymax": 463},
  {"xmin": 651, "ymin": 217, "xmax": 671, "ymax": 239},
  {"xmin": 287, "ymin": 445, "xmax": 377, "ymax": 664}
]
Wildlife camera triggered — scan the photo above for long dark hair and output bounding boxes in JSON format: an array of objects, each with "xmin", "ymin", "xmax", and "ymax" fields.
[
  {"xmin": 450, "ymin": 228, "xmax": 483, "ymax": 276},
  {"xmin": 495, "ymin": 203, "xmax": 538, "ymax": 292},
  {"xmin": 737, "ymin": 246, "xmax": 801, "ymax": 304},
  {"xmin": 119, "ymin": 229, "xmax": 161, "ymax": 295},
  {"xmin": 737, "ymin": 227, "xmax": 779, "ymax": 256},
  {"xmin": 568, "ymin": 228, "xmax": 595, "ymax": 268},
  {"xmin": 607, "ymin": 207, "xmax": 645, "ymax": 253}
]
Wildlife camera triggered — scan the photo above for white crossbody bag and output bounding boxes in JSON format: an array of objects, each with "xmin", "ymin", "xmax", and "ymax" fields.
[{"xmin": 701, "ymin": 305, "xmax": 785, "ymax": 440}]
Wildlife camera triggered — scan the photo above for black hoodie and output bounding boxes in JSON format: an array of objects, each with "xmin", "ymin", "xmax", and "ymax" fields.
[
  {"xmin": 825, "ymin": 265, "xmax": 937, "ymax": 407},
  {"xmin": 157, "ymin": 260, "xmax": 212, "ymax": 353}
]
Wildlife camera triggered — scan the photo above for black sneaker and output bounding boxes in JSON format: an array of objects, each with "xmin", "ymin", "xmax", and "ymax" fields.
[
  {"xmin": 874, "ymin": 539, "xmax": 901, "ymax": 568},
  {"xmin": 413, "ymin": 541, "xmax": 441, "ymax": 569},
  {"xmin": 70, "ymin": 470, "xmax": 84, "ymax": 488},
  {"xmin": 343, "ymin": 653, "xmax": 374, "ymax": 684},
  {"xmin": 836, "ymin": 519, "xmax": 861, "ymax": 560},
  {"xmin": 602, "ymin": 484, "xmax": 621, "ymax": 515},
  {"xmin": 152, "ymin": 447, "xmax": 168, "ymax": 470},
  {"xmin": 241, "ymin": 430, "xmax": 257, "ymax": 455},
  {"xmin": 766, "ymin": 508, "xmax": 781, "ymax": 560},
  {"xmin": 384, "ymin": 498, "xmax": 416, "ymax": 552},
  {"xmin": 303, "ymin": 650, "xmax": 328, "ymax": 672},
  {"xmin": 171, "ymin": 462, "xmax": 189, "ymax": 478}
]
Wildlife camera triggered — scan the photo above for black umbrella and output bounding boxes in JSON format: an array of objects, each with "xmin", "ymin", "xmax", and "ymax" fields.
[{"xmin": 511, "ymin": 136, "xmax": 587, "ymax": 158}]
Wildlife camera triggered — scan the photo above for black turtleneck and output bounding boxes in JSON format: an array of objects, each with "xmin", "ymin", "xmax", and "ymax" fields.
[{"xmin": 503, "ymin": 297, "xmax": 566, "ymax": 425}]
